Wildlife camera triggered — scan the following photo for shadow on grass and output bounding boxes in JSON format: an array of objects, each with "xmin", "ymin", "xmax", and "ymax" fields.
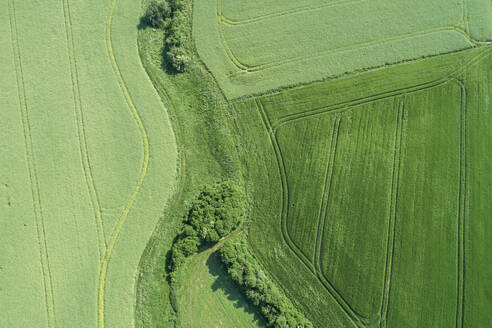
[{"xmin": 207, "ymin": 250, "xmax": 267, "ymax": 327}]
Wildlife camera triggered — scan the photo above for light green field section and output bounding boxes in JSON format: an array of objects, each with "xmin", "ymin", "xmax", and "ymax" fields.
[
  {"xmin": 0, "ymin": 0, "xmax": 177, "ymax": 327},
  {"xmin": 99, "ymin": 0, "xmax": 177, "ymax": 327},
  {"xmin": 176, "ymin": 243, "xmax": 265, "ymax": 328},
  {"xmin": 0, "ymin": 3, "xmax": 48, "ymax": 326},
  {"xmin": 232, "ymin": 47, "xmax": 492, "ymax": 327},
  {"xmin": 194, "ymin": 0, "xmax": 492, "ymax": 98}
]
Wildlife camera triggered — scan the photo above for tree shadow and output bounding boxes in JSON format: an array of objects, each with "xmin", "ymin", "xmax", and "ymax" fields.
[
  {"xmin": 137, "ymin": 17, "xmax": 149, "ymax": 30},
  {"xmin": 207, "ymin": 250, "xmax": 267, "ymax": 327}
]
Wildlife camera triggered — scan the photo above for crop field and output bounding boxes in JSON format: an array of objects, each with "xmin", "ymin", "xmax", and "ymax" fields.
[
  {"xmin": 2, "ymin": 0, "xmax": 492, "ymax": 327},
  {"xmin": 0, "ymin": 0, "xmax": 176, "ymax": 327},
  {"xmin": 232, "ymin": 46, "xmax": 492, "ymax": 327},
  {"xmin": 194, "ymin": 0, "xmax": 492, "ymax": 98}
]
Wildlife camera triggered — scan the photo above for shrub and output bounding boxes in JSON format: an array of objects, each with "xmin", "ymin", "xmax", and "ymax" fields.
[
  {"xmin": 167, "ymin": 181, "xmax": 245, "ymax": 281},
  {"xmin": 166, "ymin": 46, "xmax": 190, "ymax": 73},
  {"xmin": 143, "ymin": 0, "xmax": 172, "ymax": 29}
]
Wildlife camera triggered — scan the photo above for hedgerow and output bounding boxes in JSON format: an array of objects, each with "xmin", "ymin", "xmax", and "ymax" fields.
[
  {"xmin": 219, "ymin": 236, "xmax": 313, "ymax": 328},
  {"xmin": 168, "ymin": 181, "xmax": 245, "ymax": 283}
]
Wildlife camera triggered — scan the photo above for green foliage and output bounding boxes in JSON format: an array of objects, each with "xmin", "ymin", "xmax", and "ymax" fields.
[
  {"xmin": 143, "ymin": 0, "xmax": 171, "ymax": 29},
  {"xmin": 219, "ymin": 237, "xmax": 313, "ymax": 328},
  {"xmin": 168, "ymin": 181, "xmax": 245, "ymax": 282},
  {"xmin": 142, "ymin": 0, "xmax": 191, "ymax": 72}
]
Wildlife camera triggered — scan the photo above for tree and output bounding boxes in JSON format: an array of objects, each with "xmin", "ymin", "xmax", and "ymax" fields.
[{"xmin": 143, "ymin": 0, "xmax": 171, "ymax": 29}]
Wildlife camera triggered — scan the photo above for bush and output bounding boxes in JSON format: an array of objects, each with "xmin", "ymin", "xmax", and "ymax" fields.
[
  {"xmin": 219, "ymin": 237, "xmax": 313, "ymax": 328},
  {"xmin": 167, "ymin": 181, "xmax": 245, "ymax": 282},
  {"xmin": 166, "ymin": 46, "xmax": 190, "ymax": 73},
  {"xmin": 143, "ymin": 0, "xmax": 172, "ymax": 29}
]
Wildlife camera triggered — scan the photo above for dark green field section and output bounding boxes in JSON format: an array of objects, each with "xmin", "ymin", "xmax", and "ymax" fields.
[{"xmin": 233, "ymin": 47, "xmax": 492, "ymax": 327}]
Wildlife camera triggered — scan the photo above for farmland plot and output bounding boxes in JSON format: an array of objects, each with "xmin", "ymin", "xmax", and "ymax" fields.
[
  {"xmin": 233, "ymin": 47, "xmax": 492, "ymax": 327},
  {"xmin": 0, "ymin": 0, "xmax": 176, "ymax": 327},
  {"xmin": 194, "ymin": 0, "xmax": 492, "ymax": 98}
]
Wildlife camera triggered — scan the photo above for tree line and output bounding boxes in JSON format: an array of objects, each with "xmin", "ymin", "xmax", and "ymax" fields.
[{"xmin": 219, "ymin": 236, "xmax": 313, "ymax": 328}]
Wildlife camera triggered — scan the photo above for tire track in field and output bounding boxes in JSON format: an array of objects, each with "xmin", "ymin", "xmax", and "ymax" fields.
[
  {"xmin": 256, "ymin": 99, "xmax": 365, "ymax": 328},
  {"xmin": 313, "ymin": 116, "xmax": 341, "ymax": 265},
  {"xmin": 271, "ymin": 46, "xmax": 492, "ymax": 130},
  {"xmin": 216, "ymin": 0, "xmax": 250, "ymax": 71},
  {"xmin": 97, "ymin": 0, "xmax": 150, "ymax": 326},
  {"xmin": 220, "ymin": 21, "xmax": 480, "ymax": 75},
  {"xmin": 311, "ymin": 117, "xmax": 378, "ymax": 327},
  {"xmin": 310, "ymin": 116, "xmax": 376, "ymax": 326},
  {"xmin": 255, "ymin": 49, "xmax": 491, "ymax": 327},
  {"xmin": 218, "ymin": 0, "xmax": 365, "ymax": 26},
  {"xmin": 61, "ymin": 0, "xmax": 106, "ymax": 261},
  {"xmin": 453, "ymin": 78, "xmax": 467, "ymax": 328},
  {"xmin": 8, "ymin": 0, "xmax": 57, "ymax": 326},
  {"xmin": 255, "ymin": 99, "xmax": 315, "ymax": 272},
  {"xmin": 379, "ymin": 98, "xmax": 404, "ymax": 328}
]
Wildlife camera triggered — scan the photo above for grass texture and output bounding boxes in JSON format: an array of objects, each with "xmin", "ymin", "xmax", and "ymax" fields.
[
  {"xmin": 174, "ymin": 240, "xmax": 265, "ymax": 328},
  {"xmin": 232, "ymin": 46, "xmax": 492, "ymax": 327},
  {"xmin": 0, "ymin": 0, "xmax": 177, "ymax": 327},
  {"xmin": 194, "ymin": 0, "xmax": 492, "ymax": 98}
]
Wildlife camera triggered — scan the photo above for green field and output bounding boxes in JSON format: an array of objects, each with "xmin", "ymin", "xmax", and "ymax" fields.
[
  {"xmin": 232, "ymin": 46, "xmax": 492, "ymax": 327},
  {"xmin": 0, "ymin": 0, "xmax": 177, "ymax": 327},
  {"xmin": 2, "ymin": 0, "xmax": 492, "ymax": 327},
  {"xmin": 194, "ymin": 0, "xmax": 492, "ymax": 98},
  {"xmin": 174, "ymin": 239, "xmax": 265, "ymax": 328}
]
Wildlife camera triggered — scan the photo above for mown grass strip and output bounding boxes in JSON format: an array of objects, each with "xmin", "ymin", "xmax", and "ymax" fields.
[
  {"xmin": 61, "ymin": 0, "xmax": 106, "ymax": 261},
  {"xmin": 7, "ymin": 0, "xmax": 56, "ymax": 326},
  {"xmin": 97, "ymin": 0, "xmax": 151, "ymax": 326}
]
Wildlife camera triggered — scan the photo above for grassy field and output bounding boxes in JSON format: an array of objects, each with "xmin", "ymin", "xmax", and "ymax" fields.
[
  {"xmin": 194, "ymin": 0, "xmax": 492, "ymax": 98},
  {"xmin": 232, "ymin": 46, "xmax": 492, "ymax": 327},
  {"xmin": 0, "ymin": 0, "xmax": 177, "ymax": 327},
  {"xmin": 174, "ymin": 239, "xmax": 265, "ymax": 328}
]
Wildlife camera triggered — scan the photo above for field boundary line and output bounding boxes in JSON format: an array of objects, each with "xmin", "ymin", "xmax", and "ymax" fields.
[
  {"xmin": 8, "ymin": 0, "xmax": 57, "ymax": 326},
  {"xmin": 312, "ymin": 116, "xmax": 341, "ymax": 264},
  {"xmin": 218, "ymin": 0, "xmax": 365, "ymax": 26},
  {"xmin": 453, "ymin": 78, "xmax": 467, "ymax": 328},
  {"xmin": 97, "ymin": 0, "xmax": 151, "ymax": 327},
  {"xmin": 271, "ymin": 45, "xmax": 492, "ymax": 129},
  {"xmin": 379, "ymin": 97, "xmax": 405, "ymax": 328},
  {"xmin": 61, "ymin": 0, "xmax": 106, "ymax": 261}
]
